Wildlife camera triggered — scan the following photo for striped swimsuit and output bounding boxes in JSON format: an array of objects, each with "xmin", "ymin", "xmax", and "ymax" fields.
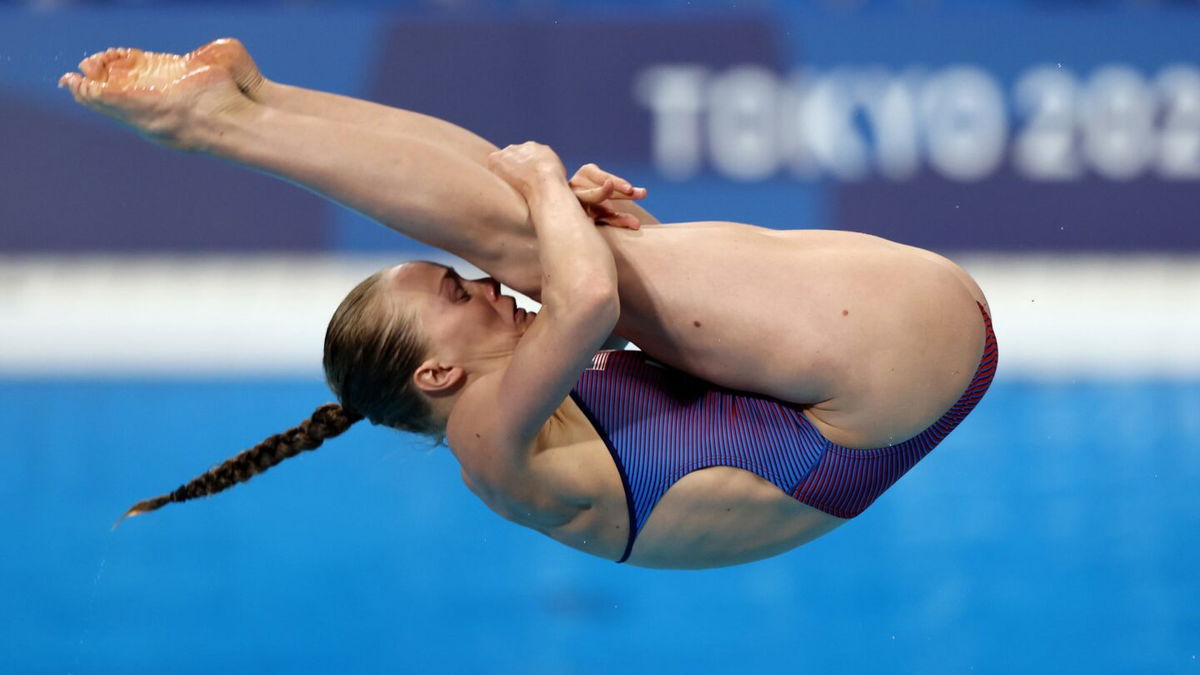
[{"xmin": 569, "ymin": 303, "xmax": 998, "ymax": 563}]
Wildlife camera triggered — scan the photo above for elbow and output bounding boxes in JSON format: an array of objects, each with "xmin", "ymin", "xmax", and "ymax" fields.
[
  {"xmin": 596, "ymin": 284, "xmax": 621, "ymax": 327},
  {"xmin": 553, "ymin": 273, "xmax": 619, "ymax": 329},
  {"xmin": 575, "ymin": 277, "xmax": 621, "ymax": 326}
]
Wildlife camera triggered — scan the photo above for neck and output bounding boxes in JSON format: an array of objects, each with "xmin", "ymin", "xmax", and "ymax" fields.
[{"xmin": 426, "ymin": 351, "xmax": 513, "ymax": 428}]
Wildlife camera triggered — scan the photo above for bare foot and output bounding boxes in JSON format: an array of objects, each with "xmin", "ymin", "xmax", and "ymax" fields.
[{"xmin": 59, "ymin": 46, "xmax": 252, "ymax": 150}]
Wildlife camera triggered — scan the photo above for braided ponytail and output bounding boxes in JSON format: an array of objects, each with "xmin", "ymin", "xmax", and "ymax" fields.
[
  {"xmin": 115, "ymin": 264, "xmax": 437, "ymax": 528},
  {"xmin": 113, "ymin": 403, "xmax": 362, "ymax": 528}
]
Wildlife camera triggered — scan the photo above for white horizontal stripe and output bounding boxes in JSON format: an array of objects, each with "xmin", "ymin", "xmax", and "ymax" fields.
[
  {"xmin": 957, "ymin": 254, "xmax": 1200, "ymax": 379},
  {"xmin": 1, "ymin": 254, "xmax": 1196, "ymax": 378}
]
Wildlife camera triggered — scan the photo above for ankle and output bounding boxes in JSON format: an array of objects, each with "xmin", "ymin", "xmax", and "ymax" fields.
[
  {"xmin": 184, "ymin": 95, "xmax": 264, "ymax": 154},
  {"xmin": 238, "ymin": 71, "xmax": 270, "ymax": 102},
  {"xmin": 249, "ymin": 79, "xmax": 292, "ymax": 109}
]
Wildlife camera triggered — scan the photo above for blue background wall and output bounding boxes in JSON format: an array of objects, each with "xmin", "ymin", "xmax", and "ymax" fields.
[{"xmin": 4, "ymin": 4, "xmax": 1200, "ymax": 255}]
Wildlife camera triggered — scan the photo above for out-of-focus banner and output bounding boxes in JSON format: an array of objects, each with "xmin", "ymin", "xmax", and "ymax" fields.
[{"xmin": 2, "ymin": 6, "xmax": 1198, "ymax": 255}]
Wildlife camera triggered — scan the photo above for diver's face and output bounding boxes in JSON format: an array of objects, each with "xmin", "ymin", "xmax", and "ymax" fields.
[{"xmin": 383, "ymin": 262, "xmax": 535, "ymax": 364}]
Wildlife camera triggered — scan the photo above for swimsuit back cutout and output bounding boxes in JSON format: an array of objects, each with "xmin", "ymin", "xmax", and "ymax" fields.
[{"xmin": 569, "ymin": 302, "xmax": 998, "ymax": 563}]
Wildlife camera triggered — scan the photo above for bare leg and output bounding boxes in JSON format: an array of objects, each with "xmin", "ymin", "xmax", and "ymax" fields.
[
  {"xmin": 61, "ymin": 47, "xmax": 544, "ymax": 296},
  {"xmin": 193, "ymin": 39, "xmax": 500, "ymax": 165},
  {"xmin": 197, "ymin": 38, "xmax": 658, "ymax": 227}
]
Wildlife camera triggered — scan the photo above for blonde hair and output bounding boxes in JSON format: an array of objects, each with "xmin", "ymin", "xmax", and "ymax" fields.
[{"xmin": 322, "ymin": 268, "xmax": 440, "ymax": 435}]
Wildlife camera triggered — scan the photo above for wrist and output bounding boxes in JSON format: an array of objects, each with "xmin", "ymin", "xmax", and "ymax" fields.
[{"xmin": 522, "ymin": 165, "xmax": 568, "ymax": 198}]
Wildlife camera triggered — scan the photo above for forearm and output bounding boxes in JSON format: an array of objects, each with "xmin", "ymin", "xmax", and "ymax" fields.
[
  {"xmin": 524, "ymin": 171, "xmax": 618, "ymax": 304},
  {"xmin": 197, "ymin": 103, "xmax": 543, "ymax": 293},
  {"xmin": 256, "ymin": 81, "xmax": 498, "ymax": 165}
]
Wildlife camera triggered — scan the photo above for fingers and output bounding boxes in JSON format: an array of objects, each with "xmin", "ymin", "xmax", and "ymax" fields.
[
  {"xmin": 572, "ymin": 172, "xmax": 644, "ymax": 230},
  {"xmin": 597, "ymin": 212, "xmax": 642, "ymax": 230},
  {"xmin": 623, "ymin": 185, "xmax": 649, "ymax": 201},
  {"xmin": 586, "ymin": 202, "xmax": 641, "ymax": 230},
  {"xmin": 572, "ymin": 178, "xmax": 617, "ymax": 205},
  {"xmin": 614, "ymin": 212, "xmax": 642, "ymax": 229},
  {"xmin": 582, "ymin": 163, "xmax": 634, "ymax": 193},
  {"xmin": 574, "ymin": 162, "xmax": 646, "ymax": 199},
  {"xmin": 584, "ymin": 184, "xmax": 647, "ymax": 202}
]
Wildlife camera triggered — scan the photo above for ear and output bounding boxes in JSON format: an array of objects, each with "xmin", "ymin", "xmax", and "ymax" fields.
[{"xmin": 412, "ymin": 358, "xmax": 467, "ymax": 396}]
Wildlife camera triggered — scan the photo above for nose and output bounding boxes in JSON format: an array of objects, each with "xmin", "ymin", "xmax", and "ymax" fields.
[{"xmin": 471, "ymin": 276, "xmax": 501, "ymax": 301}]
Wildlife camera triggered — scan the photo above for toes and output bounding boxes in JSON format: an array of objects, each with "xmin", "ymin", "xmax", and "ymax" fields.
[
  {"xmin": 77, "ymin": 77, "xmax": 100, "ymax": 100},
  {"xmin": 100, "ymin": 47, "xmax": 123, "ymax": 66},
  {"xmin": 62, "ymin": 74, "xmax": 108, "ymax": 104},
  {"xmin": 78, "ymin": 48, "xmax": 120, "ymax": 83},
  {"xmin": 102, "ymin": 47, "xmax": 137, "ymax": 67},
  {"xmin": 58, "ymin": 73, "xmax": 91, "ymax": 105},
  {"xmin": 78, "ymin": 46, "xmax": 140, "ymax": 78},
  {"xmin": 58, "ymin": 72, "xmax": 79, "ymax": 93},
  {"xmin": 78, "ymin": 53, "xmax": 102, "ymax": 78}
]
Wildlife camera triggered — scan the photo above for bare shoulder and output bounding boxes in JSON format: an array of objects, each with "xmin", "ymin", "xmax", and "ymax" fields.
[
  {"xmin": 444, "ymin": 374, "xmax": 587, "ymax": 529},
  {"xmin": 444, "ymin": 371, "xmax": 517, "ymax": 481}
]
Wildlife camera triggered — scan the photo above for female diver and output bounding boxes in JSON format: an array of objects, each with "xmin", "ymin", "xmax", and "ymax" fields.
[{"xmin": 61, "ymin": 40, "xmax": 997, "ymax": 569}]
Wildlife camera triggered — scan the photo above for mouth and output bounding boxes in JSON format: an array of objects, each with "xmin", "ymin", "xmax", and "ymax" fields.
[
  {"xmin": 497, "ymin": 289, "xmax": 536, "ymax": 327},
  {"xmin": 512, "ymin": 302, "xmax": 537, "ymax": 327}
]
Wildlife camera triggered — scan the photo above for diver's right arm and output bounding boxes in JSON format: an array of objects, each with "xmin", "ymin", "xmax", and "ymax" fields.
[
  {"xmin": 449, "ymin": 142, "xmax": 618, "ymax": 490},
  {"xmin": 477, "ymin": 142, "xmax": 620, "ymax": 446}
]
